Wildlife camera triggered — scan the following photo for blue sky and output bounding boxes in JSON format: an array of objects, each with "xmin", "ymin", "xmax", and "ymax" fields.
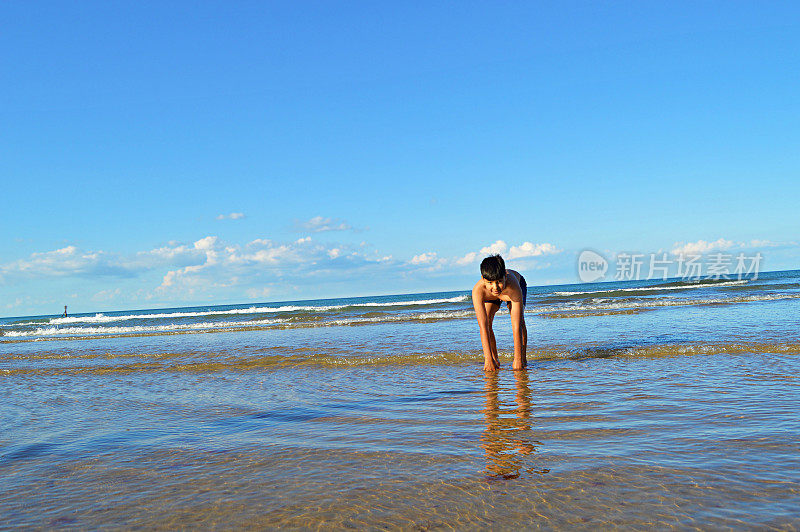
[{"xmin": 2, "ymin": 1, "xmax": 799, "ymax": 316}]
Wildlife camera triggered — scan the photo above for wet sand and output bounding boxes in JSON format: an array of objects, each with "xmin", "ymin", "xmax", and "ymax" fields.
[{"xmin": 3, "ymin": 350, "xmax": 799, "ymax": 529}]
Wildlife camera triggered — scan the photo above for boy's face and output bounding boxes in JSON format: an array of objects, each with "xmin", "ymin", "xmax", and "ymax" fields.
[{"xmin": 483, "ymin": 275, "xmax": 506, "ymax": 297}]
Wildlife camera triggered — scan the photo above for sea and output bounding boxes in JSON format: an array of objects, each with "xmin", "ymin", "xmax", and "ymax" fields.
[{"xmin": 2, "ymin": 270, "xmax": 799, "ymax": 529}]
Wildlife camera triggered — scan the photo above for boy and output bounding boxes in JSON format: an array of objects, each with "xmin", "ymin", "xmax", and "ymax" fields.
[{"xmin": 472, "ymin": 254, "xmax": 528, "ymax": 371}]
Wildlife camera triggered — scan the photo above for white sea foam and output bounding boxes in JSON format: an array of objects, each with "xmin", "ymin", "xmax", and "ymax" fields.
[
  {"xmin": 4, "ymin": 318, "xmax": 283, "ymax": 337},
  {"xmin": 327, "ymin": 310, "xmax": 474, "ymax": 326},
  {"xmin": 4, "ymin": 307, "xmax": 474, "ymax": 338},
  {"xmin": 535, "ymin": 292, "xmax": 800, "ymax": 314},
  {"xmin": 24, "ymin": 295, "xmax": 471, "ymax": 326},
  {"xmin": 553, "ymin": 280, "xmax": 749, "ymax": 296},
  {"xmin": 348, "ymin": 295, "xmax": 469, "ymax": 307},
  {"xmin": 43, "ymin": 307, "xmax": 329, "ymax": 325}
]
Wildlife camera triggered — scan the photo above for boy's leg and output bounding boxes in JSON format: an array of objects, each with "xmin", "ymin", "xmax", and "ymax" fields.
[
  {"xmin": 484, "ymin": 301, "xmax": 501, "ymax": 367},
  {"xmin": 520, "ymin": 276, "xmax": 528, "ymax": 362},
  {"xmin": 508, "ymin": 299, "xmax": 528, "ymax": 369},
  {"xmin": 522, "ymin": 316, "xmax": 527, "ymax": 363}
]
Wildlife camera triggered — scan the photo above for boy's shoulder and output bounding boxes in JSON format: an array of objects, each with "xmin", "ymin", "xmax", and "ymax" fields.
[{"xmin": 471, "ymin": 279, "xmax": 493, "ymax": 301}]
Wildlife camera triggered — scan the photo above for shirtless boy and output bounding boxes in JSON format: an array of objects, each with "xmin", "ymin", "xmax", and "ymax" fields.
[{"xmin": 472, "ymin": 254, "xmax": 528, "ymax": 371}]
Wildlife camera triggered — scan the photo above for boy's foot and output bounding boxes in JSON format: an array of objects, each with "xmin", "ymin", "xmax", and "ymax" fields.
[{"xmin": 484, "ymin": 360, "xmax": 501, "ymax": 372}]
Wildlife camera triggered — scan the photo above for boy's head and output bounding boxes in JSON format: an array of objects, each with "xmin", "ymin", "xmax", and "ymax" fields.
[{"xmin": 480, "ymin": 254, "xmax": 506, "ymax": 282}]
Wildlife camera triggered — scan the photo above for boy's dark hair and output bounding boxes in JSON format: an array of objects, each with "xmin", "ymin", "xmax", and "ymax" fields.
[{"xmin": 480, "ymin": 254, "xmax": 506, "ymax": 281}]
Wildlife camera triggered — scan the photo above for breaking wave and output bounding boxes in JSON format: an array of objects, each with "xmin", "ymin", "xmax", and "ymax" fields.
[
  {"xmin": 2, "ymin": 310, "xmax": 474, "ymax": 341},
  {"xmin": 553, "ymin": 279, "xmax": 749, "ymax": 297},
  {"xmin": 5, "ymin": 295, "xmax": 470, "ymax": 327}
]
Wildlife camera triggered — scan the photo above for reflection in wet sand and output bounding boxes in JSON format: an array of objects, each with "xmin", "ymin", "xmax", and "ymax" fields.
[{"xmin": 481, "ymin": 372, "xmax": 547, "ymax": 481}]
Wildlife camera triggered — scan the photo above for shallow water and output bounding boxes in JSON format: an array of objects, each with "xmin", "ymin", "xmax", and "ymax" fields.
[{"xmin": 2, "ymin": 271, "xmax": 800, "ymax": 528}]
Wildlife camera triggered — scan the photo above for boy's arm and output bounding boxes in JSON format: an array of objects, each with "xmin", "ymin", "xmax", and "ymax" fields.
[
  {"xmin": 510, "ymin": 294, "xmax": 525, "ymax": 368},
  {"xmin": 472, "ymin": 285, "xmax": 498, "ymax": 370}
]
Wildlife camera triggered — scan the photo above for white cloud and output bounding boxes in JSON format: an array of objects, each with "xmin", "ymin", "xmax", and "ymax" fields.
[
  {"xmin": 408, "ymin": 252, "xmax": 447, "ymax": 272},
  {"xmin": 152, "ymin": 235, "xmax": 404, "ymax": 296},
  {"xmin": 671, "ymin": 238, "xmax": 798, "ymax": 256},
  {"xmin": 92, "ymin": 288, "xmax": 121, "ymax": 302},
  {"xmin": 6, "ymin": 297, "xmax": 24, "ymax": 310},
  {"xmin": 455, "ymin": 251, "xmax": 478, "ymax": 266},
  {"xmin": 410, "ymin": 252, "xmax": 437, "ymax": 264},
  {"xmin": 1, "ymin": 245, "xmax": 135, "ymax": 279},
  {"xmin": 508, "ymin": 242, "xmax": 561, "ymax": 259},
  {"xmin": 216, "ymin": 212, "xmax": 246, "ymax": 220},
  {"xmin": 298, "ymin": 216, "xmax": 353, "ymax": 233},
  {"xmin": 671, "ymin": 238, "xmax": 735, "ymax": 256},
  {"xmin": 246, "ymin": 287, "xmax": 272, "ymax": 299},
  {"xmin": 194, "ymin": 236, "xmax": 217, "ymax": 251},
  {"xmin": 244, "ymin": 246, "xmax": 294, "ymax": 264},
  {"xmin": 1, "ymin": 232, "xmax": 572, "ymax": 314},
  {"xmin": 454, "ymin": 240, "xmax": 561, "ymax": 266},
  {"xmin": 1, "ymin": 235, "xmax": 434, "ymax": 313},
  {"xmin": 747, "ymin": 239, "xmax": 795, "ymax": 248},
  {"xmin": 2, "ymin": 235, "xmax": 570, "ymax": 301},
  {"xmin": 480, "ymin": 240, "xmax": 508, "ymax": 255},
  {"xmin": 155, "ymin": 237, "xmax": 224, "ymax": 288},
  {"xmin": 144, "ymin": 244, "xmax": 194, "ymax": 261}
]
